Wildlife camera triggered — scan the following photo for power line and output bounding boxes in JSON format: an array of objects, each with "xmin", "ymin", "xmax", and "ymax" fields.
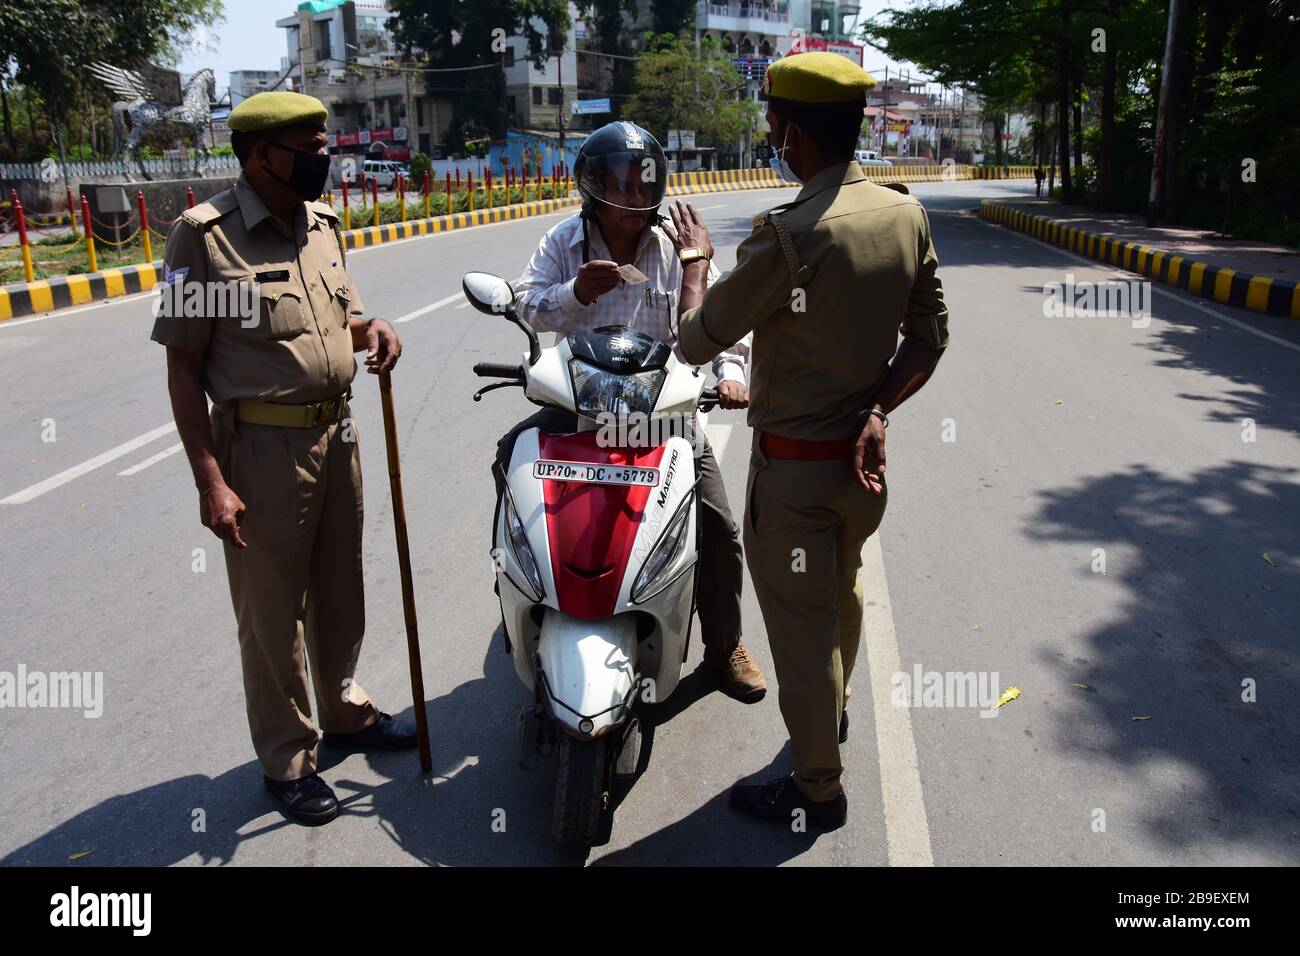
[{"xmin": 315, "ymin": 59, "xmax": 503, "ymax": 76}]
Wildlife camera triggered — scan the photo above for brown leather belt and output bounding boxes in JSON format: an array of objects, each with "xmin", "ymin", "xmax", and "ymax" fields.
[
  {"xmin": 229, "ymin": 389, "xmax": 351, "ymax": 428},
  {"xmin": 758, "ymin": 430, "xmax": 854, "ymax": 460}
]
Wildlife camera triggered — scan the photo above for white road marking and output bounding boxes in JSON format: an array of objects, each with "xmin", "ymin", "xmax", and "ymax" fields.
[
  {"xmin": 1002, "ymin": 221, "xmax": 1300, "ymax": 355},
  {"xmin": 0, "ymin": 291, "xmax": 155, "ymax": 329},
  {"xmin": 116, "ymin": 441, "xmax": 185, "ymax": 476},
  {"xmin": 860, "ymin": 533, "xmax": 935, "ymax": 866},
  {"xmin": 394, "ymin": 292, "xmax": 462, "ymax": 323},
  {"xmin": 1, "ymin": 422, "xmax": 177, "ymax": 505},
  {"xmin": 695, "ymin": 204, "xmax": 727, "ymax": 211},
  {"xmin": 455, "ymin": 301, "xmax": 470, "ymax": 309}
]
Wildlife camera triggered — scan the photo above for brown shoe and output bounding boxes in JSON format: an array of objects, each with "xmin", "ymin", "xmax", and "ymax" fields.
[{"xmin": 703, "ymin": 640, "xmax": 767, "ymax": 703}]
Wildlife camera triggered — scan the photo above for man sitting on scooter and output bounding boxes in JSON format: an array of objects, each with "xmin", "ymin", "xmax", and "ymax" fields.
[{"xmin": 495, "ymin": 120, "xmax": 766, "ymax": 703}]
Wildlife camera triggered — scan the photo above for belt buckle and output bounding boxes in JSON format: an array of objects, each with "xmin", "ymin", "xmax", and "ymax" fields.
[{"xmin": 315, "ymin": 398, "xmax": 334, "ymax": 426}]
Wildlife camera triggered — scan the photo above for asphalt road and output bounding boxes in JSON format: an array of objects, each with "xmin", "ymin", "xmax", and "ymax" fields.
[{"xmin": 1, "ymin": 178, "xmax": 1297, "ymax": 867}]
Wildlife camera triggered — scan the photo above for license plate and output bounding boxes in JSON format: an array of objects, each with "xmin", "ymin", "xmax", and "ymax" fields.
[{"xmin": 533, "ymin": 459, "xmax": 660, "ymax": 487}]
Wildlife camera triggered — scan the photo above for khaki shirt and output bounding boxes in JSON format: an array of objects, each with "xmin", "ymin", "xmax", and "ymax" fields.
[
  {"xmin": 150, "ymin": 174, "xmax": 364, "ymax": 404},
  {"xmin": 679, "ymin": 161, "xmax": 948, "ymax": 441}
]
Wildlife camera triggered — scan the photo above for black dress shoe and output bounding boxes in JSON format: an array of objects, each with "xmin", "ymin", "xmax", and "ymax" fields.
[
  {"xmin": 264, "ymin": 774, "xmax": 338, "ymax": 826},
  {"xmin": 840, "ymin": 709, "xmax": 849, "ymax": 744},
  {"xmin": 729, "ymin": 775, "xmax": 847, "ymax": 829},
  {"xmin": 321, "ymin": 712, "xmax": 418, "ymax": 752}
]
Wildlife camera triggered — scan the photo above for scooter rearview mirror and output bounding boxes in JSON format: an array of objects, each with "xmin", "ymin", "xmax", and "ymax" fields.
[{"xmin": 462, "ymin": 272, "xmax": 515, "ymax": 318}]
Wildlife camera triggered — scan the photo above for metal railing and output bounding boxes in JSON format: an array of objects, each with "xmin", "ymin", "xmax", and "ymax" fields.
[
  {"xmin": 0, "ymin": 155, "xmax": 241, "ymax": 182},
  {"xmin": 705, "ymin": 2, "xmax": 791, "ymax": 22}
]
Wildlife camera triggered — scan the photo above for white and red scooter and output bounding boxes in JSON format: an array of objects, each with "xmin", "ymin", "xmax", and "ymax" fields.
[{"xmin": 463, "ymin": 271, "xmax": 717, "ymax": 850}]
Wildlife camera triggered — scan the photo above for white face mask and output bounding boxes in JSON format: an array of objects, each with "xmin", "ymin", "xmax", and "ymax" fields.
[{"xmin": 768, "ymin": 126, "xmax": 801, "ymax": 184}]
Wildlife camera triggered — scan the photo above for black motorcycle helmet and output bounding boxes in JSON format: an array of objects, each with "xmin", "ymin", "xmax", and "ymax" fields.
[{"xmin": 573, "ymin": 121, "xmax": 668, "ymax": 214}]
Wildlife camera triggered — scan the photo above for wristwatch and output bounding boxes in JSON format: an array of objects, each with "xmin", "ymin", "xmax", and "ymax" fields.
[{"xmin": 678, "ymin": 247, "xmax": 711, "ymax": 264}]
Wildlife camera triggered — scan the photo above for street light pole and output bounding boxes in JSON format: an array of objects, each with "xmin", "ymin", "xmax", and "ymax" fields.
[
  {"xmin": 556, "ymin": 40, "xmax": 565, "ymax": 156},
  {"xmin": 880, "ymin": 65, "xmax": 888, "ymax": 154}
]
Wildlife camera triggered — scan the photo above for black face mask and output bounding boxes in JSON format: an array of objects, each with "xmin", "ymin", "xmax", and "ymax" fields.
[{"xmin": 262, "ymin": 141, "xmax": 331, "ymax": 201}]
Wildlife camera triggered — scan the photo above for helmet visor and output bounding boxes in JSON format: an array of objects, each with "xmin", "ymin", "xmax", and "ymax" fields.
[{"xmin": 578, "ymin": 151, "xmax": 667, "ymax": 211}]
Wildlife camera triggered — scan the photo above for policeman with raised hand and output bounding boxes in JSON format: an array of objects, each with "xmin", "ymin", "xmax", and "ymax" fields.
[
  {"xmin": 677, "ymin": 53, "xmax": 950, "ymax": 830},
  {"xmin": 151, "ymin": 91, "xmax": 414, "ymax": 827}
]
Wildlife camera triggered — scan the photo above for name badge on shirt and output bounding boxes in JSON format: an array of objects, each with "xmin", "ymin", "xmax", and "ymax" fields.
[{"xmin": 255, "ymin": 269, "xmax": 291, "ymax": 283}]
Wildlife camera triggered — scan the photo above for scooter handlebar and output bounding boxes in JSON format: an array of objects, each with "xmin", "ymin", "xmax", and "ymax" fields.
[{"xmin": 474, "ymin": 362, "xmax": 525, "ymax": 379}]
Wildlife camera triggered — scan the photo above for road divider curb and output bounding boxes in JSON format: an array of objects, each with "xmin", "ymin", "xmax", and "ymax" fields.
[
  {"xmin": 979, "ymin": 199, "xmax": 1300, "ymax": 319},
  {"xmin": 0, "ymin": 261, "xmax": 162, "ymax": 320},
  {"xmin": 0, "ymin": 170, "xmax": 1027, "ymax": 321}
]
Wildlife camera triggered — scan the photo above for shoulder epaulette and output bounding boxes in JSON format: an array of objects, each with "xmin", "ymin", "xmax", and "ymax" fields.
[
  {"xmin": 179, "ymin": 191, "xmax": 238, "ymax": 230},
  {"xmin": 753, "ymin": 194, "xmax": 804, "ymax": 231},
  {"xmin": 881, "ymin": 182, "xmax": 911, "ymax": 195},
  {"xmin": 308, "ymin": 199, "xmax": 338, "ymax": 221}
]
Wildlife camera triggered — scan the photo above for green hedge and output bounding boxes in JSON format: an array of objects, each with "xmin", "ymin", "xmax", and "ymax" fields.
[{"xmin": 340, "ymin": 183, "xmax": 570, "ymax": 225}]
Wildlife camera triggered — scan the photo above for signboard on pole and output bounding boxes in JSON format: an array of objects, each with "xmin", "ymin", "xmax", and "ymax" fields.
[
  {"xmin": 788, "ymin": 36, "xmax": 864, "ymax": 67},
  {"xmin": 666, "ymin": 129, "xmax": 696, "ymax": 151},
  {"xmin": 571, "ymin": 98, "xmax": 611, "ymax": 115}
]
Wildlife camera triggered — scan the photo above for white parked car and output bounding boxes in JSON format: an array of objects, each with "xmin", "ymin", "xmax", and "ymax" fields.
[
  {"xmin": 855, "ymin": 149, "xmax": 894, "ymax": 167},
  {"xmin": 332, "ymin": 158, "xmax": 405, "ymax": 189},
  {"xmin": 362, "ymin": 159, "xmax": 404, "ymax": 188}
]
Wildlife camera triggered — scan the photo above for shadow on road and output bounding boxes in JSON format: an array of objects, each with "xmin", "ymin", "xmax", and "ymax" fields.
[
  {"xmin": 591, "ymin": 743, "xmax": 821, "ymax": 867},
  {"xmin": 1026, "ymin": 460, "xmax": 1300, "ymax": 859},
  {"xmin": 1, "ymin": 625, "xmax": 784, "ymax": 866}
]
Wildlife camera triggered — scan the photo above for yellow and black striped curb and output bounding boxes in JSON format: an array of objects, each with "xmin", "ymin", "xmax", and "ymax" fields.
[
  {"xmin": 2, "ymin": 175, "xmax": 785, "ymax": 319},
  {"xmin": 979, "ymin": 200, "xmax": 1300, "ymax": 319},
  {"xmin": 342, "ymin": 194, "xmax": 584, "ymax": 250},
  {"xmin": 1, "ymin": 202, "xmax": 74, "ymax": 229},
  {"xmin": 0, "ymin": 169, "xmax": 1027, "ymax": 320},
  {"xmin": 0, "ymin": 261, "xmax": 164, "ymax": 318},
  {"xmin": 1, "ymin": 211, "xmax": 74, "ymax": 228}
]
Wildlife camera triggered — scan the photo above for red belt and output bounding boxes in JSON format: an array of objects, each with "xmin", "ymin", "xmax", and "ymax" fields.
[{"xmin": 758, "ymin": 430, "xmax": 854, "ymax": 460}]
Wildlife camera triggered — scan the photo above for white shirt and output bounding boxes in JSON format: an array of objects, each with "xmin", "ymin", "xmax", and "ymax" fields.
[{"xmin": 513, "ymin": 212, "xmax": 749, "ymax": 384}]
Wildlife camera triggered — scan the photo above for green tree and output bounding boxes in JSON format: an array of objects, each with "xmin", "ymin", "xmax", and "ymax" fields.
[
  {"xmin": 862, "ymin": 0, "xmax": 1300, "ymax": 244},
  {"xmin": 624, "ymin": 33, "xmax": 758, "ymax": 168},
  {"xmin": 388, "ymin": 0, "xmax": 574, "ymax": 153},
  {"xmin": 0, "ymin": 0, "xmax": 223, "ymax": 160},
  {"xmin": 580, "ymin": 0, "xmax": 639, "ymax": 121},
  {"xmin": 649, "ymin": 0, "xmax": 697, "ymax": 35}
]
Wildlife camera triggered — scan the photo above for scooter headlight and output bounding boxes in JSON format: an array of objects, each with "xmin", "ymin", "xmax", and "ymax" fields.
[
  {"xmin": 631, "ymin": 490, "xmax": 694, "ymax": 603},
  {"xmin": 504, "ymin": 491, "xmax": 544, "ymax": 600},
  {"xmin": 568, "ymin": 358, "xmax": 664, "ymax": 419}
]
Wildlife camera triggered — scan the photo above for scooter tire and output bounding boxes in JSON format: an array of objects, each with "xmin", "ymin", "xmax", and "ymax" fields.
[{"xmin": 553, "ymin": 733, "xmax": 608, "ymax": 849}]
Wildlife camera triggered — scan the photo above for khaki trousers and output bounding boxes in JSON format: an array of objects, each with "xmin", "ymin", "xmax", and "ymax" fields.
[
  {"xmin": 213, "ymin": 406, "xmax": 379, "ymax": 781},
  {"xmin": 742, "ymin": 440, "xmax": 887, "ymax": 801}
]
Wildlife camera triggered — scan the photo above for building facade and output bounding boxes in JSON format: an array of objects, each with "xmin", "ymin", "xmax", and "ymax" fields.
[
  {"xmin": 229, "ymin": 70, "xmax": 286, "ymax": 106},
  {"xmin": 275, "ymin": 0, "xmax": 454, "ymax": 159}
]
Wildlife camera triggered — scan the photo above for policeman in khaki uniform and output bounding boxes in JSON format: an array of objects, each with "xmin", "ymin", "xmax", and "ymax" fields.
[
  {"xmin": 678, "ymin": 53, "xmax": 949, "ymax": 829},
  {"xmin": 151, "ymin": 92, "xmax": 415, "ymax": 826}
]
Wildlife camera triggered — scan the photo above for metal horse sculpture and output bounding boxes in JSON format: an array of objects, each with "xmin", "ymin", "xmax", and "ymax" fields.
[{"xmin": 89, "ymin": 64, "xmax": 217, "ymax": 181}]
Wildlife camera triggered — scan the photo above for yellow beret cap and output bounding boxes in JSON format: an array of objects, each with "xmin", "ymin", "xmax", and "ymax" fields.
[
  {"xmin": 765, "ymin": 52, "xmax": 876, "ymax": 104},
  {"xmin": 228, "ymin": 91, "xmax": 328, "ymax": 133}
]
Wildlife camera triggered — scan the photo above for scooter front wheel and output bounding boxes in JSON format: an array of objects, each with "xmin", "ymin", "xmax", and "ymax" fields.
[{"xmin": 553, "ymin": 733, "xmax": 609, "ymax": 850}]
